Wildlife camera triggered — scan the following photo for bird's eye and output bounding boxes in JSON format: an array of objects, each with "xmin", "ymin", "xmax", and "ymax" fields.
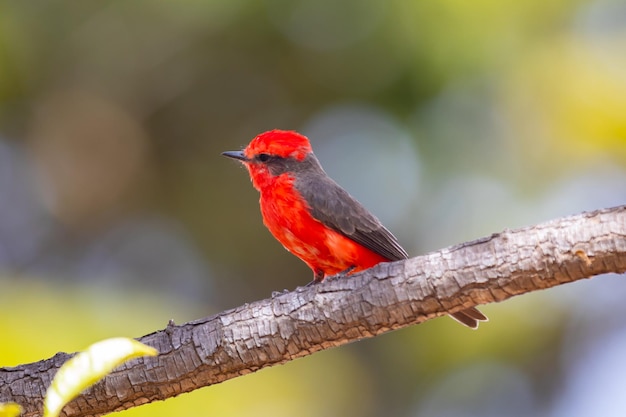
[{"xmin": 257, "ymin": 153, "xmax": 271, "ymax": 162}]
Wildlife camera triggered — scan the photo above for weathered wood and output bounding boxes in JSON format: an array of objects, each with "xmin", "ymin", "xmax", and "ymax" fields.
[{"xmin": 2, "ymin": 205, "xmax": 625, "ymax": 417}]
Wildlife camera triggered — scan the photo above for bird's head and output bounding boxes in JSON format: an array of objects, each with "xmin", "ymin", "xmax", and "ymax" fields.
[{"xmin": 222, "ymin": 130, "xmax": 315, "ymax": 190}]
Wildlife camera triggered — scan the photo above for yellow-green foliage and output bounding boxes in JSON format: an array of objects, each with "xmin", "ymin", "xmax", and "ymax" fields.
[{"xmin": 43, "ymin": 338, "xmax": 157, "ymax": 417}]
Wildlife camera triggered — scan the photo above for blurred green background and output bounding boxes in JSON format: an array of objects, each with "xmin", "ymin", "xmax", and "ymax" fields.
[{"xmin": 1, "ymin": 1, "xmax": 626, "ymax": 416}]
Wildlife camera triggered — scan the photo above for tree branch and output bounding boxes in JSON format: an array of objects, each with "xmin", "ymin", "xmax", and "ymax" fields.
[{"xmin": 3, "ymin": 205, "xmax": 626, "ymax": 417}]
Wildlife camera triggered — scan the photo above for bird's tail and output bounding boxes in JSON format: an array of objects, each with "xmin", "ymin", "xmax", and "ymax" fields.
[{"xmin": 450, "ymin": 307, "xmax": 488, "ymax": 329}]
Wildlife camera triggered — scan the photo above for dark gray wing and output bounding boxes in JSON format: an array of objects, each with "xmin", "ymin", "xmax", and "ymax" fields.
[
  {"xmin": 294, "ymin": 172, "xmax": 409, "ymax": 261},
  {"xmin": 293, "ymin": 159, "xmax": 488, "ymax": 329}
]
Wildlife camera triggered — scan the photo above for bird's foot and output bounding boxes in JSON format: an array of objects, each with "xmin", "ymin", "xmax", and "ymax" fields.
[
  {"xmin": 325, "ymin": 266, "xmax": 356, "ymax": 282},
  {"xmin": 305, "ymin": 266, "xmax": 356, "ymax": 287},
  {"xmin": 271, "ymin": 289, "xmax": 290, "ymax": 297}
]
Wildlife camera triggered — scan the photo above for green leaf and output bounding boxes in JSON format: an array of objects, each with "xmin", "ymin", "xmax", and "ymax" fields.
[{"xmin": 43, "ymin": 337, "xmax": 158, "ymax": 417}]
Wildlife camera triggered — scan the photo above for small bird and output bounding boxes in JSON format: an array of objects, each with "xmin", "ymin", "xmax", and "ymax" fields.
[{"xmin": 223, "ymin": 129, "xmax": 487, "ymax": 328}]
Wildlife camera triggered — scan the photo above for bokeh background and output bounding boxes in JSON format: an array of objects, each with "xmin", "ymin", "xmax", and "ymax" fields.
[{"xmin": 1, "ymin": 1, "xmax": 626, "ymax": 416}]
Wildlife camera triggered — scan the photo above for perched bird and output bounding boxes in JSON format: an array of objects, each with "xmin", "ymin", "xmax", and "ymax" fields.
[{"xmin": 222, "ymin": 129, "xmax": 487, "ymax": 328}]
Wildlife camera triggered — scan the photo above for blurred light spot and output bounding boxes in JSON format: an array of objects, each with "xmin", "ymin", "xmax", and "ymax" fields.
[
  {"xmin": 303, "ymin": 104, "xmax": 421, "ymax": 230},
  {"xmin": 501, "ymin": 27, "xmax": 626, "ymax": 168},
  {"xmin": 575, "ymin": 0, "xmax": 626, "ymax": 37},
  {"xmin": 552, "ymin": 327, "xmax": 626, "ymax": 417},
  {"xmin": 265, "ymin": 0, "xmax": 386, "ymax": 50},
  {"xmin": 537, "ymin": 163, "xmax": 626, "ymax": 220},
  {"xmin": 0, "ymin": 89, "xmax": 215, "ymax": 302},
  {"xmin": 0, "ymin": 140, "xmax": 49, "ymax": 267},
  {"xmin": 413, "ymin": 83, "xmax": 512, "ymax": 173},
  {"xmin": 419, "ymin": 175, "xmax": 520, "ymax": 251},
  {"xmin": 27, "ymin": 89, "xmax": 152, "ymax": 230},
  {"xmin": 412, "ymin": 361, "xmax": 536, "ymax": 417}
]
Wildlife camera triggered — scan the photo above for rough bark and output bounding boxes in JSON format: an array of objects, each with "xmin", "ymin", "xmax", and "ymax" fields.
[{"xmin": 2, "ymin": 205, "xmax": 626, "ymax": 417}]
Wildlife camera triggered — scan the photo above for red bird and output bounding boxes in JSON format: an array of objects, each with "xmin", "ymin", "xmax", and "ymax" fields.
[{"xmin": 223, "ymin": 129, "xmax": 487, "ymax": 328}]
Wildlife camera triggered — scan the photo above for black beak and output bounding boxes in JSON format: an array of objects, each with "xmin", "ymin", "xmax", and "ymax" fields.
[{"xmin": 221, "ymin": 150, "xmax": 248, "ymax": 162}]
